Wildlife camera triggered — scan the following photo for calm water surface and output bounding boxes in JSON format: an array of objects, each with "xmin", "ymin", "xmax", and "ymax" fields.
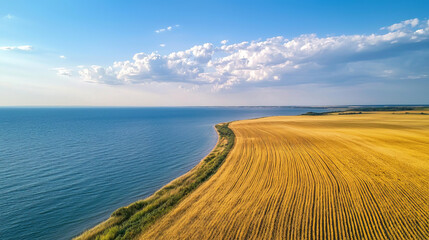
[{"xmin": 0, "ymin": 107, "xmax": 329, "ymax": 240}]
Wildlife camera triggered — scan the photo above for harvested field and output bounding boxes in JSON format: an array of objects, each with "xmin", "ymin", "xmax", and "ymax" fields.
[{"xmin": 141, "ymin": 113, "xmax": 429, "ymax": 239}]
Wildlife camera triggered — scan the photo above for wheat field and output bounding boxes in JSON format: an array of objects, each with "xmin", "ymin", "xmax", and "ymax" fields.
[{"xmin": 140, "ymin": 113, "xmax": 429, "ymax": 239}]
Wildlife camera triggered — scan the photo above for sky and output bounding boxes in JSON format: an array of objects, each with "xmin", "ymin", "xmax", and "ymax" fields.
[{"xmin": 1, "ymin": 0, "xmax": 429, "ymax": 106}]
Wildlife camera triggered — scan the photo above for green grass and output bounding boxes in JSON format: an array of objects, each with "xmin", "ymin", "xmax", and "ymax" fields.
[
  {"xmin": 75, "ymin": 123, "xmax": 235, "ymax": 240},
  {"xmin": 347, "ymin": 106, "xmax": 421, "ymax": 111},
  {"xmin": 301, "ymin": 111, "xmax": 329, "ymax": 116},
  {"xmin": 338, "ymin": 111, "xmax": 362, "ymax": 115},
  {"xmin": 302, "ymin": 106, "xmax": 427, "ymax": 116}
]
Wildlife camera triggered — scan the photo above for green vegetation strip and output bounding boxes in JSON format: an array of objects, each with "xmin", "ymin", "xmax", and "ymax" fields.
[
  {"xmin": 302, "ymin": 106, "xmax": 427, "ymax": 116},
  {"xmin": 75, "ymin": 123, "xmax": 235, "ymax": 240}
]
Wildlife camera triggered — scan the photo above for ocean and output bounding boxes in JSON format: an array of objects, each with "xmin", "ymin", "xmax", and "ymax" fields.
[{"xmin": 0, "ymin": 107, "xmax": 328, "ymax": 240}]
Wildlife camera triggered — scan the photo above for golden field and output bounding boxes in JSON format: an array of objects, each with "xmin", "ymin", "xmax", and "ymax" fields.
[{"xmin": 140, "ymin": 112, "xmax": 429, "ymax": 239}]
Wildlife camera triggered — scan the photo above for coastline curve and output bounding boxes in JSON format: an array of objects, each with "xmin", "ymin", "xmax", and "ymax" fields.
[{"xmin": 74, "ymin": 122, "xmax": 235, "ymax": 240}]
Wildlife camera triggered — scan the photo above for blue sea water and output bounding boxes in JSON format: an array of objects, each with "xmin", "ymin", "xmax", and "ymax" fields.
[{"xmin": 0, "ymin": 107, "xmax": 328, "ymax": 240}]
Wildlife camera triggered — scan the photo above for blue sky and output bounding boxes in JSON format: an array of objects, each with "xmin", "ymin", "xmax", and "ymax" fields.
[{"xmin": 1, "ymin": 0, "xmax": 429, "ymax": 106}]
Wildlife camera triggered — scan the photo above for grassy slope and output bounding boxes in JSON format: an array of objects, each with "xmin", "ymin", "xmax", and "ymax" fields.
[
  {"xmin": 141, "ymin": 113, "xmax": 429, "ymax": 239},
  {"xmin": 75, "ymin": 123, "xmax": 235, "ymax": 240}
]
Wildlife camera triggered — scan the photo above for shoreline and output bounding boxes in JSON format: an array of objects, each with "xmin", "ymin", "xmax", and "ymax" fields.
[{"xmin": 74, "ymin": 122, "xmax": 236, "ymax": 240}]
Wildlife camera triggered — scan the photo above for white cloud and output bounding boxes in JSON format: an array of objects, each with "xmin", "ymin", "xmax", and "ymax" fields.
[
  {"xmin": 385, "ymin": 18, "xmax": 419, "ymax": 31},
  {"xmin": 155, "ymin": 24, "xmax": 179, "ymax": 33},
  {"xmin": 160, "ymin": 44, "xmax": 166, "ymax": 47},
  {"xmin": 0, "ymin": 45, "xmax": 33, "ymax": 51},
  {"xmin": 221, "ymin": 40, "xmax": 228, "ymax": 45},
  {"xmin": 53, "ymin": 67, "xmax": 72, "ymax": 77},
  {"xmin": 79, "ymin": 18, "xmax": 429, "ymax": 90},
  {"xmin": 79, "ymin": 65, "xmax": 121, "ymax": 84},
  {"xmin": 401, "ymin": 74, "xmax": 428, "ymax": 80},
  {"xmin": 59, "ymin": 55, "xmax": 66, "ymax": 59}
]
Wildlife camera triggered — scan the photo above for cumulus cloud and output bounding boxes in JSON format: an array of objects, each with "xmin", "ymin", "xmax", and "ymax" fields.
[
  {"xmin": 59, "ymin": 55, "xmax": 66, "ymax": 59},
  {"xmin": 79, "ymin": 18, "xmax": 429, "ymax": 90},
  {"xmin": 79, "ymin": 65, "xmax": 122, "ymax": 84},
  {"xmin": 155, "ymin": 24, "xmax": 180, "ymax": 33},
  {"xmin": 160, "ymin": 44, "xmax": 166, "ymax": 47},
  {"xmin": 0, "ymin": 45, "xmax": 32, "ymax": 51},
  {"xmin": 385, "ymin": 18, "xmax": 419, "ymax": 31}
]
